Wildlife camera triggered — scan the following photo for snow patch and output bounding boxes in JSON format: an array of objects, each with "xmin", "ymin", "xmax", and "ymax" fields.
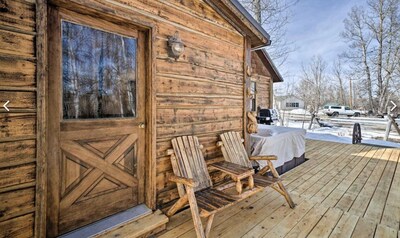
[{"xmin": 282, "ymin": 121, "xmax": 400, "ymax": 148}]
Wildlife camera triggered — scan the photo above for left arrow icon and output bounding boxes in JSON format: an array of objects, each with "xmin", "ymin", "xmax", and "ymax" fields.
[{"xmin": 3, "ymin": 101, "xmax": 10, "ymax": 111}]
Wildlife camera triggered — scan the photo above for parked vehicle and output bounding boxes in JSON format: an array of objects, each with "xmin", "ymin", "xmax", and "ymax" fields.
[
  {"xmin": 323, "ymin": 105, "xmax": 361, "ymax": 117},
  {"xmin": 257, "ymin": 108, "xmax": 280, "ymax": 125}
]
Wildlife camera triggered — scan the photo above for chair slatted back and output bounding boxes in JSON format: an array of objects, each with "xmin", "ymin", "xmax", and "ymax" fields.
[
  {"xmin": 220, "ymin": 131, "xmax": 253, "ymax": 168},
  {"xmin": 171, "ymin": 136, "xmax": 213, "ymax": 194}
]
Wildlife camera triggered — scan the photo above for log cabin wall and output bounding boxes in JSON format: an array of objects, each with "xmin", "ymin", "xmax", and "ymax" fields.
[
  {"xmin": 145, "ymin": 0, "xmax": 246, "ymax": 207},
  {"xmin": 0, "ymin": 1, "xmax": 246, "ymax": 235},
  {"xmin": 251, "ymin": 51, "xmax": 273, "ymax": 108},
  {"xmin": 254, "ymin": 75, "xmax": 273, "ymax": 108},
  {"xmin": 0, "ymin": 0, "xmax": 38, "ymax": 237}
]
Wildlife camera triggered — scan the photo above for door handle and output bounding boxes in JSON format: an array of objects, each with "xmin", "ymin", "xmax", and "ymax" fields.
[{"xmin": 139, "ymin": 123, "xmax": 145, "ymax": 129}]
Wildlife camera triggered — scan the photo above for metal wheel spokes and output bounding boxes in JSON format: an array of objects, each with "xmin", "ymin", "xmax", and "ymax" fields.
[{"xmin": 352, "ymin": 123, "xmax": 362, "ymax": 144}]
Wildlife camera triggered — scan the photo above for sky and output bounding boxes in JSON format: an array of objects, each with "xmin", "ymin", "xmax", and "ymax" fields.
[{"xmin": 276, "ymin": 0, "xmax": 366, "ymax": 91}]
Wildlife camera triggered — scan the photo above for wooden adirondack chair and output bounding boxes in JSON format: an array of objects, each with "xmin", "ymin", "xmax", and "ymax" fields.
[
  {"xmin": 166, "ymin": 136, "xmax": 257, "ymax": 238},
  {"xmin": 217, "ymin": 131, "xmax": 296, "ymax": 208}
]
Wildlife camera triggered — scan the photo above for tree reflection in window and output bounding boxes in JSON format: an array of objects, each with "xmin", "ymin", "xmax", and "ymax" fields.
[{"xmin": 62, "ymin": 21, "xmax": 137, "ymax": 119}]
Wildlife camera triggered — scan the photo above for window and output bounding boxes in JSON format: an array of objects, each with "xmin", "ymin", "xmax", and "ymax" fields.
[
  {"xmin": 345, "ymin": 107, "xmax": 350, "ymax": 110},
  {"xmin": 286, "ymin": 102, "xmax": 299, "ymax": 108},
  {"xmin": 331, "ymin": 106, "xmax": 341, "ymax": 109},
  {"xmin": 250, "ymin": 81, "xmax": 257, "ymax": 111},
  {"xmin": 62, "ymin": 21, "xmax": 137, "ymax": 119}
]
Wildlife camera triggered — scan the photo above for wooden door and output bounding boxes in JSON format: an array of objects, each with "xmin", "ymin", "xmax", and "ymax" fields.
[{"xmin": 47, "ymin": 8, "xmax": 147, "ymax": 237}]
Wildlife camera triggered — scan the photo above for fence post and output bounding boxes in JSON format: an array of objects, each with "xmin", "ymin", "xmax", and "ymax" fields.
[
  {"xmin": 308, "ymin": 113, "xmax": 315, "ymax": 130},
  {"xmin": 384, "ymin": 119, "xmax": 392, "ymax": 141},
  {"xmin": 388, "ymin": 115, "xmax": 400, "ymax": 135}
]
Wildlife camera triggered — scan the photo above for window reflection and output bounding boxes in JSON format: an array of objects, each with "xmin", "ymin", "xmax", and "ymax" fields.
[
  {"xmin": 62, "ymin": 21, "xmax": 137, "ymax": 119},
  {"xmin": 250, "ymin": 81, "xmax": 257, "ymax": 111}
]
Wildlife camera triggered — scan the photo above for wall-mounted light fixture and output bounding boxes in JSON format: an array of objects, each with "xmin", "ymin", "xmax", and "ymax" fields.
[{"xmin": 168, "ymin": 31, "xmax": 185, "ymax": 60}]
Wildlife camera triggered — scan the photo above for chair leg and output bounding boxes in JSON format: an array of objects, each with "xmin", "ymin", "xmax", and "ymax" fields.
[
  {"xmin": 236, "ymin": 180, "xmax": 243, "ymax": 194},
  {"xmin": 278, "ymin": 181, "xmax": 296, "ymax": 208},
  {"xmin": 248, "ymin": 175, "xmax": 254, "ymax": 189},
  {"xmin": 166, "ymin": 194, "xmax": 188, "ymax": 217},
  {"xmin": 186, "ymin": 187, "xmax": 206, "ymax": 238},
  {"xmin": 231, "ymin": 175, "xmax": 243, "ymax": 194},
  {"xmin": 204, "ymin": 214, "xmax": 215, "ymax": 238},
  {"xmin": 266, "ymin": 161, "xmax": 296, "ymax": 208}
]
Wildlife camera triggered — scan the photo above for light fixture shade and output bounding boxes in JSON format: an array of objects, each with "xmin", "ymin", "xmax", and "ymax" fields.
[
  {"xmin": 168, "ymin": 31, "xmax": 185, "ymax": 59},
  {"xmin": 171, "ymin": 42, "xmax": 184, "ymax": 55}
]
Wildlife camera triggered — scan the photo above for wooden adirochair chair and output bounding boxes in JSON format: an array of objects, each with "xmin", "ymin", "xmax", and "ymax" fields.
[
  {"xmin": 166, "ymin": 136, "xmax": 254, "ymax": 238},
  {"xmin": 217, "ymin": 131, "xmax": 296, "ymax": 208}
]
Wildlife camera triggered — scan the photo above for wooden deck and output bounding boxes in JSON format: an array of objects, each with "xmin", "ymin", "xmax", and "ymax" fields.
[{"xmin": 158, "ymin": 140, "xmax": 400, "ymax": 238}]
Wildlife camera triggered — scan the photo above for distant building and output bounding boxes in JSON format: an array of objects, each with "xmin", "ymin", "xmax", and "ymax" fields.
[{"xmin": 275, "ymin": 95, "xmax": 305, "ymax": 110}]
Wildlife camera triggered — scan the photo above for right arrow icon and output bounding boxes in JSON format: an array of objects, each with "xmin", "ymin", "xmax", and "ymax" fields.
[{"xmin": 390, "ymin": 101, "xmax": 397, "ymax": 112}]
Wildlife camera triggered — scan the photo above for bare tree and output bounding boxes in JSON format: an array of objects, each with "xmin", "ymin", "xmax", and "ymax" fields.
[
  {"xmin": 332, "ymin": 58, "xmax": 347, "ymax": 105},
  {"xmin": 341, "ymin": 6, "xmax": 374, "ymax": 111},
  {"xmin": 342, "ymin": 0, "xmax": 400, "ymax": 114},
  {"xmin": 296, "ymin": 56, "xmax": 328, "ymax": 113},
  {"xmin": 367, "ymin": 0, "xmax": 400, "ymax": 113},
  {"xmin": 239, "ymin": 0, "xmax": 298, "ymax": 66}
]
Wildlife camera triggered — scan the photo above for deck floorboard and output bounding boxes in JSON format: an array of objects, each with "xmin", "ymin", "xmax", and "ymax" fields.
[{"xmin": 159, "ymin": 140, "xmax": 400, "ymax": 237}]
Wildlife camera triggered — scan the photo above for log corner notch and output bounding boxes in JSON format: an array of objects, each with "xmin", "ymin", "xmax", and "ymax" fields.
[
  {"xmin": 247, "ymin": 111, "xmax": 258, "ymax": 134},
  {"xmin": 243, "ymin": 36, "xmax": 253, "ymax": 152}
]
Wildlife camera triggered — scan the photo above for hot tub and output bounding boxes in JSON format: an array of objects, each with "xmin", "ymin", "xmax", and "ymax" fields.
[{"xmin": 250, "ymin": 125, "xmax": 306, "ymax": 174}]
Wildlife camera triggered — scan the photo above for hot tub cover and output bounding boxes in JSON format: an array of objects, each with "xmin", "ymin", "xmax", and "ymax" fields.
[{"xmin": 251, "ymin": 125, "xmax": 306, "ymax": 168}]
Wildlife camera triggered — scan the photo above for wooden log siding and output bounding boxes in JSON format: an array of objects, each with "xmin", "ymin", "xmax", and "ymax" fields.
[
  {"xmin": 0, "ymin": 0, "xmax": 37, "ymax": 236},
  {"xmin": 146, "ymin": 0, "xmax": 245, "ymax": 207},
  {"xmin": 251, "ymin": 51, "xmax": 273, "ymax": 108},
  {"xmin": 1, "ymin": 0, "xmax": 248, "ymax": 234},
  {"xmin": 254, "ymin": 74, "xmax": 273, "ymax": 108}
]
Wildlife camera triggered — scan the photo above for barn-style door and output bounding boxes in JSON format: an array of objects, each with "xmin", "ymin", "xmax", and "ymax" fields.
[{"xmin": 47, "ymin": 7, "xmax": 146, "ymax": 237}]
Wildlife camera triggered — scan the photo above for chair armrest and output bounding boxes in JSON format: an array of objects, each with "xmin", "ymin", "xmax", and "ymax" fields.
[
  {"xmin": 168, "ymin": 175, "xmax": 198, "ymax": 187},
  {"xmin": 250, "ymin": 155, "xmax": 277, "ymax": 160},
  {"xmin": 210, "ymin": 161, "xmax": 254, "ymax": 179}
]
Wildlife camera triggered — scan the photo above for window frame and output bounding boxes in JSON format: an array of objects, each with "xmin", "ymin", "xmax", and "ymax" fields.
[
  {"xmin": 286, "ymin": 102, "xmax": 299, "ymax": 108},
  {"xmin": 55, "ymin": 9, "xmax": 146, "ymax": 124},
  {"xmin": 61, "ymin": 20, "xmax": 139, "ymax": 120}
]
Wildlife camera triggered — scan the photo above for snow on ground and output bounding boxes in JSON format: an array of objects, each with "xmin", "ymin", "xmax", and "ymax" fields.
[
  {"xmin": 306, "ymin": 132, "xmax": 400, "ymax": 148},
  {"xmin": 281, "ymin": 120, "xmax": 400, "ymax": 148},
  {"xmin": 288, "ymin": 109, "xmax": 311, "ymax": 115},
  {"xmin": 276, "ymin": 109, "xmax": 400, "ymax": 147}
]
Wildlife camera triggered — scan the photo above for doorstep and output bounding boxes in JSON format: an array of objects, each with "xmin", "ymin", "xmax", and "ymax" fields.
[
  {"xmin": 59, "ymin": 204, "xmax": 168, "ymax": 238},
  {"xmin": 96, "ymin": 210, "xmax": 168, "ymax": 238}
]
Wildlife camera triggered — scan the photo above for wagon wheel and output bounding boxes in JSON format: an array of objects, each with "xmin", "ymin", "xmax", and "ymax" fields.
[{"xmin": 352, "ymin": 123, "xmax": 362, "ymax": 144}]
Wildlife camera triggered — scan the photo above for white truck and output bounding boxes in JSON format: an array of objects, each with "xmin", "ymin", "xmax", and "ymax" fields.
[{"xmin": 323, "ymin": 105, "xmax": 361, "ymax": 117}]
